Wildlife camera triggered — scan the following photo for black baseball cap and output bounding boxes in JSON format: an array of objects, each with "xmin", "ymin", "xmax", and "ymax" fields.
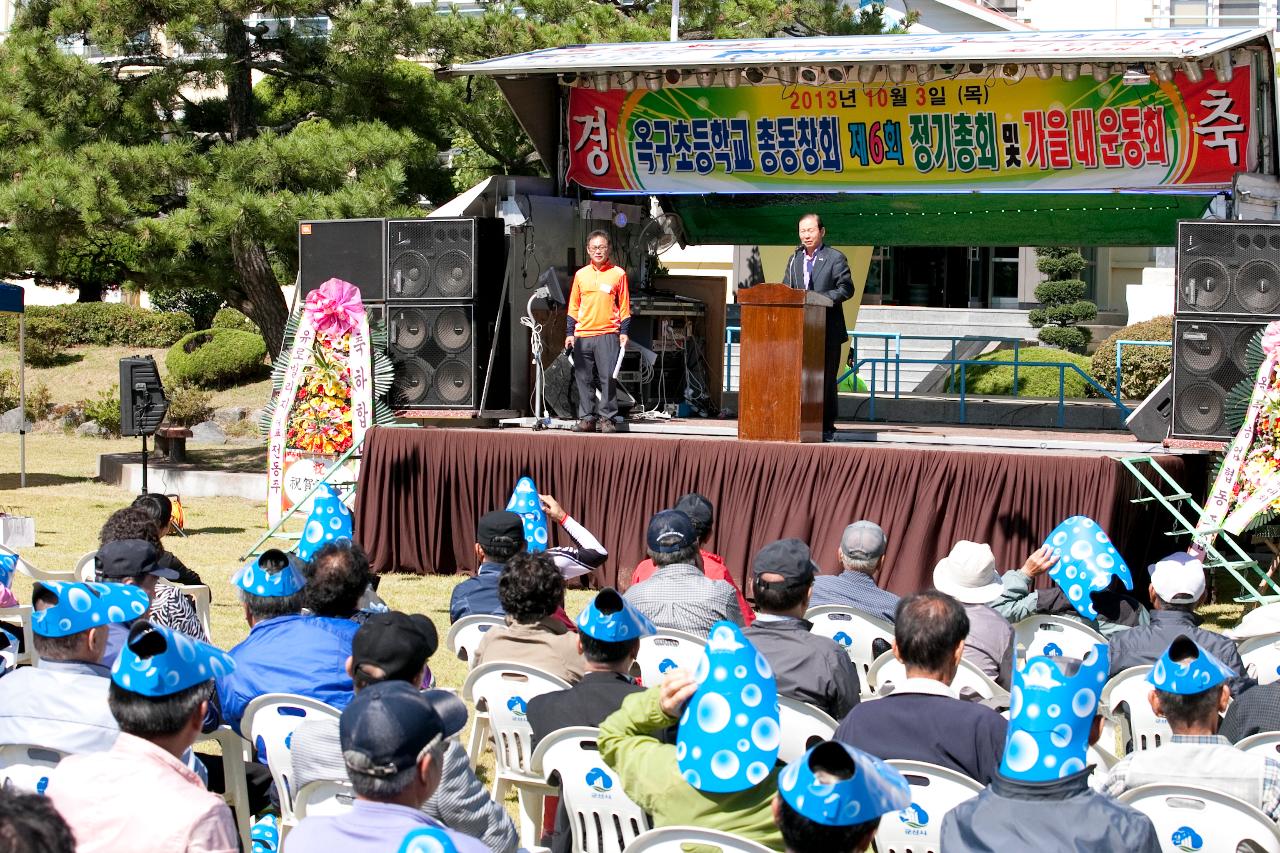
[
  {"xmin": 96, "ymin": 539, "xmax": 178, "ymax": 581},
  {"xmin": 476, "ymin": 511, "xmax": 525, "ymax": 552},
  {"xmin": 352, "ymin": 612, "xmax": 439, "ymax": 683},
  {"xmin": 674, "ymin": 493, "xmax": 714, "ymax": 536},
  {"xmin": 646, "ymin": 509, "xmax": 695, "ymax": 554},
  {"xmin": 340, "ymin": 681, "xmax": 468, "ymax": 777},
  {"xmin": 752, "ymin": 539, "xmax": 819, "ymax": 586}
]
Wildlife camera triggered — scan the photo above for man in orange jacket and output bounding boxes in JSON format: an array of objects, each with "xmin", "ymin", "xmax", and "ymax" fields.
[{"xmin": 564, "ymin": 230, "xmax": 630, "ymax": 433}]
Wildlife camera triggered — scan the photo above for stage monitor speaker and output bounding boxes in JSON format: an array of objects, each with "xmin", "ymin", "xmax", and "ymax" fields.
[
  {"xmin": 298, "ymin": 219, "xmax": 386, "ymax": 303},
  {"xmin": 1125, "ymin": 374, "xmax": 1173, "ymax": 443},
  {"xmin": 386, "ymin": 218, "xmax": 504, "ymax": 301},
  {"xmin": 119, "ymin": 355, "xmax": 168, "ymax": 437},
  {"xmin": 388, "ymin": 304, "xmax": 495, "ymax": 409},
  {"xmin": 1171, "ymin": 319, "xmax": 1266, "ymax": 440},
  {"xmin": 1176, "ymin": 220, "xmax": 1280, "ymax": 317}
]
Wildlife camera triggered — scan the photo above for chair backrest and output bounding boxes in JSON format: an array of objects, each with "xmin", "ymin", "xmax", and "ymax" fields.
[
  {"xmin": 74, "ymin": 551, "xmax": 97, "ymax": 583},
  {"xmin": 159, "ymin": 581, "xmax": 212, "ymax": 641},
  {"xmin": 1118, "ymin": 783, "xmax": 1280, "ymax": 853},
  {"xmin": 293, "ymin": 779, "xmax": 357, "ymax": 820},
  {"xmin": 0, "ymin": 605, "xmax": 35, "ymax": 667},
  {"xmin": 445, "ymin": 615, "xmax": 506, "ymax": 666},
  {"xmin": 875, "ymin": 760, "xmax": 983, "ymax": 853},
  {"xmin": 462, "ymin": 662, "xmax": 570, "ymax": 779},
  {"xmin": 0, "ymin": 544, "xmax": 74, "ymax": 583},
  {"xmin": 241, "ymin": 693, "xmax": 341, "ymax": 823},
  {"xmin": 776, "ymin": 697, "xmax": 838, "ymax": 763},
  {"xmin": 634, "ymin": 629, "xmax": 707, "ymax": 688},
  {"xmin": 530, "ymin": 726, "xmax": 650, "ymax": 853},
  {"xmin": 865, "ymin": 651, "xmax": 1008, "ymax": 702},
  {"xmin": 625, "ymin": 826, "xmax": 775, "ymax": 853},
  {"xmin": 1012, "ymin": 614, "xmax": 1107, "ymax": 664},
  {"xmin": 804, "ymin": 605, "xmax": 895, "ymax": 680},
  {"xmin": 1101, "ymin": 666, "xmax": 1167, "ymax": 753},
  {"xmin": 0, "ymin": 744, "xmax": 67, "ymax": 794},
  {"xmin": 1086, "ymin": 743, "xmax": 1118, "ymax": 791},
  {"xmin": 1236, "ymin": 733, "xmax": 1280, "ymax": 761},
  {"xmin": 1239, "ymin": 633, "xmax": 1280, "ymax": 686}
]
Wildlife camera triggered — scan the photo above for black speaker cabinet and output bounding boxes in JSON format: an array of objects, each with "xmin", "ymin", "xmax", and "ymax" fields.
[
  {"xmin": 1171, "ymin": 319, "xmax": 1266, "ymax": 440},
  {"xmin": 1125, "ymin": 374, "xmax": 1173, "ymax": 443},
  {"xmin": 298, "ymin": 219, "xmax": 387, "ymax": 303},
  {"xmin": 1176, "ymin": 221, "xmax": 1280, "ymax": 317},
  {"xmin": 119, "ymin": 355, "xmax": 168, "ymax": 437},
  {"xmin": 386, "ymin": 218, "xmax": 504, "ymax": 301},
  {"xmin": 387, "ymin": 303, "xmax": 509, "ymax": 410}
]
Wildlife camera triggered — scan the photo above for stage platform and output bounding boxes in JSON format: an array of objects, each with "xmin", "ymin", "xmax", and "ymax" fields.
[{"xmin": 355, "ymin": 422, "xmax": 1204, "ymax": 596}]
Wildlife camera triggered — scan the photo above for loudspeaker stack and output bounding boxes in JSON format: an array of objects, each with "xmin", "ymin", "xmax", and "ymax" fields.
[
  {"xmin": 298, "ymin": 218, "xmax": 507, "ymax": 410},
  {"xmin": 1172, "ymin": 221, "xmax": 1280, "ymax": 440}
]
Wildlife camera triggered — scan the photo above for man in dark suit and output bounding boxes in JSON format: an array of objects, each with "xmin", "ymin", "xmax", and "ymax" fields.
[{"xmin": 780, "ymin": 213, "xmax": 854, "ymax": 439}]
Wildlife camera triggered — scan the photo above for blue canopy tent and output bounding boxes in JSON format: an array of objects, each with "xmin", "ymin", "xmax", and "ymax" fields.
[{"xmin": 0, "ymin": 283, "xmax": 24, "ymax": 487}]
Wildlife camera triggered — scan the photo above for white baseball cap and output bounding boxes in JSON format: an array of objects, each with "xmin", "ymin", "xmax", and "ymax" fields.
[
  {"xmin": 932, "ymin": 541, "xmax": 1003, "ymax": 605},
  {"xmin": 1149, "ymin": 552, "xmax": 1206, "ymax": 605}
]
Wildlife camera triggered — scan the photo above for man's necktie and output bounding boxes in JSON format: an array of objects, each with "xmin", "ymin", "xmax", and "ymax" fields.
[{"xmin": 804, "ymin": 253, "xmax": 815, "ymax": 290}]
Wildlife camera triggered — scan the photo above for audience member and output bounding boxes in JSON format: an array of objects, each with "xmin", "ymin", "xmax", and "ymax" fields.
[
  {"xmin": 932, "ymin": 541, "xmax": 1014, "ymax": 689},
  {"xmin": 598, "ymin": 622, "xmax": 782, "ymax": 849},
  {"xmin": 0, "ymin": 787, "xmax": 76, "ymax": 853},
  {"xmin": 744, "ymin": 539, "xmax": 861, "ymax": 719},
  {"xmin": 303, "ymin": 540, "xmax": 375, "ymax": 620},
  {"xmin": 809, "ymin": 521, "xmax": 898, "ymax": 621},
  {"xmin": 290, "ymin": 611, "xmax": 517, "ymax": 852},
  {"xmin": 1102, "ymin": 635, "xmax": 1280, "ymax": 817},
  {"xmin": 282, "ymin": 681, "xmax": 488, "ymax": 853},
  {"xmin": 834, "ymin": 592, "xmax": 1006, "ymax": 784},
  {"xmin": 994, "ymin": 544, "xmax": 1149, "ymax": 637},
  {"xmin": 0, "ymin": 581, "xmax": 147, "ymax": 753},
  {"xmin": 539, "ymin": 494, "xmax": 610, "ymax": 581},
  {"xmin": 218, "ymin": 549, "xmax": 357, "ymax": 734},
  {"xmin": 774, "ymin": 741, "xmax": 911, "ymax": 853},
  {"xmin": 1222, "ymin": 671, "xmax": 1280, "ymax": 742},
  {"xmin": 628, "ymin": 493, "xmax": 753, "ymax": 625},
  {"xmin": 449, "ymin": 510, "xmax": 526, "ymax": 623},
  {"xmin": 940, "ymin": 646, "xmax": 1160, "ymax": 852},
  {"xmin": 528, "ymin": 588, "xmax": 653, "ymax": 853},
  {"xmin": 1108, "ymin": 552, "xmax": 1251, "ymax": 695},
  {"xmin": 471, "ymin": 551, "xmax": 584, "ymax": 683},
  {"xmin": 95, "ymin": 532, "xmax": 204, "ymax": 664},
  {"xmin": 624, "ymin": 510, "xmax": 744, "ymax": 635},
  {"xmin": 132, "ymin": 493, "xmax": 202, "ymax": 585},
  {"xmin": 47, "ymin": 621, "xmax": 239, "ymax": 853}
]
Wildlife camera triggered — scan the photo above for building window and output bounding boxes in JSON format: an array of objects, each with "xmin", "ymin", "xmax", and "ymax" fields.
[{"xmin": 864, "ymin": 246, "xmax": 889, "ymax": 304}]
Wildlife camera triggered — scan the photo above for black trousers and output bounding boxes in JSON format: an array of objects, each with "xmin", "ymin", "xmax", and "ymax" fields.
[
  {"xmin": 824, "ymin": 338, "xmax": 842, "ymax": 434},
  {"xmin": 573, "ymin": 333, "xmax": 621, "ymax": 421}
]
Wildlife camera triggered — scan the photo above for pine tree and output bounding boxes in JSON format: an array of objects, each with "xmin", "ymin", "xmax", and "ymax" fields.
[{"xmin": 1028, "ymin": 247, "xmax": 1098, "ymax": 354}]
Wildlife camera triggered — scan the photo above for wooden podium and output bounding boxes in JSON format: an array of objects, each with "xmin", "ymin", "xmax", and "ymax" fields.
[{"xmin": 737, "ymin": 284, "xmax": 831, "ymax": 443}]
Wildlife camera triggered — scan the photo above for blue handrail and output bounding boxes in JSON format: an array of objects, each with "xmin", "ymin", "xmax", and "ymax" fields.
[{"xmin": 1114, "ymin": 340, "xmax": 1172, "ymax": 400}]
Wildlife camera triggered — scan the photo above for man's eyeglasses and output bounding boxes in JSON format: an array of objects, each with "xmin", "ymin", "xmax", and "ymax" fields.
[{"xmin": 588, "ymin": 245, "xmax": 609, "ymax": 253}]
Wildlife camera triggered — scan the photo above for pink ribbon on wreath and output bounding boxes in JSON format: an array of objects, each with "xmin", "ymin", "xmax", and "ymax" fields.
[
  {"xmin": 1262, "ymin": 320, "xmax": 1280, "ymax": 356},
  {"xmin": 306, "ymin": 278, "xmax": 366, "ymax": 337}
]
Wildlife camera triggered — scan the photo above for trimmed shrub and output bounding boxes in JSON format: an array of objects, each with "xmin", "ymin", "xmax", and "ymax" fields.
[
  {"xmin": 212, "ymin": 307, "xmax": 259, "ymax": 334},
  {"xmin": 166, "ymin": 328, "xmax": 268, "ymax": 387},
  {"xmin": 0, "ymin": 303, "xmax": 193, "ymax": 348},
  {"xmin": 81, "ymin": 387, "xmax": 121, "ymax": 436},
  {"xmin": 22, "ymin": 316, "xmax": 70, "ymax": 366},
  {"xmin": 149, "ymin": 287, "xmax": 224, "ymax": 330},
  {"xmin": 1029, "ymin": 248, "xmax": 1098, "ymax": 354},
  {"xmin": 1090, "ymin": 316, "xmax": 1173, "ymax": 400},
  {"xmin": 164, "ymin": 381, "xmax": 214, "ymax": 425},
  {"xmin": 953, "ymin": 346, "xmax": 1094, "ymax": 398}
]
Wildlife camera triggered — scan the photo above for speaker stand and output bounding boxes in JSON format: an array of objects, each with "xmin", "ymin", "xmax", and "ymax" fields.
[{"xmin": 140, "ymin": 433, "xmax": 149, "ymax": 494}]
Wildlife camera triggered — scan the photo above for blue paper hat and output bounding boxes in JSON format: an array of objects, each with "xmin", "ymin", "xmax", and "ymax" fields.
[
  {"xmin": 0, "ymin": 627, "xmax": 17, "ymax": 672},
  {"xmin": 32, "ymin": 581, "xmax": 149, "ymax": 638},
  {"xmin": 398, "ymin": 827, "xmax": 458, "ymax": 853},
  {"xmin": 0, "ymin": 552, "xmax": 15, "ymax": 588},
  {"xmin": 506, "ymin": 476, "xmax": 550, "ymax": 553},
  {"xmin": 676, "ymin": 621, "xmax": 780, "ymax": 793},
  {"xmin": 232, "ymin": 550, "xmax": 307, "ymax": 598},
  {"xmin": 1149, "ymin": 635, "xmax": 1236, "ymax": 696},
  {"xmin": 1002, "ymin": 645, "xmax": 1109, "ymax": 782},
  {"xmin": 297, "ymin": 484, "xmax": 353, "ymax": 561},
  {"xmin": 111, "ymin": 620, "xmax": 236, "ymax": 697},
  {"xmin": 779, "ymin": 740, "xmax": 911, "ymax": 827},
  {"xmin": 576, "ymin": 588, "xmax": 656, "ymax": 642},
  {"xmin": 1042, "ymin": 516, "xmax": 1132, "ymax": 620}
]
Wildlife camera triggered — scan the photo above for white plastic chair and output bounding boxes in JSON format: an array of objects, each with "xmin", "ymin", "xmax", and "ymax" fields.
[
  {"xmin": 1118, "ymin": 783, "xmax": 1280, "ymax": 853},
  {"xmin": 1012, "ymin": 614, "xmax": 1107, "ymax": 664},
  {"xmin": 241, "ymin": 693, "xmax": 341, "ymax": 826},
  {"xmin": 805, "ymin": 604, "xmax": 895, "ymax": 685},
  {"xmin": 1086, "ymin": 743, "xmax": 1118, "ymax": 792},
  {"xmin": 634, "ymin": 628, "xmax": 707, "ymax": 688},
  {"xmin": 776, "ymin": 697, "xmax": 838, "ymax": 763},
  {"xmin": 461, "ymin": 662, "xmax": 570, "ymax": 848},
  {"xmin": 0, "ymin": 543, "xmax": 75, "ymax": 583},
  {"xmin": 0, "ymin": 744, "xmax": 67, "ymax": 794},
  {"xmin": 0, "ymin": 604, "xmax": 35, "ymax": 667},
  {"xmin": 194, "ymin": 725, "xmax": 252, "ymax": 852},
  {"xmin": 445, "ymin": 614, "xmax": 505, "ymax": 665},
  {"xmin": 625, "ymin": 826, "xmax": 775, "ymax": 853},
  {"xmin": 530, "ymin": 726, "xmax": 650, "ymax": 853},
  {"xmin": 876, "ymin": 759, "xmax": 982, "ymax": 853},
  {"xmin": 865, "ymin": 651, "xmax": 1008, "ymax": 703},
  {"xmin": 165, "ymin": 581, "xmax": 212, "ymax": 641},
  {"xmin": 1102, "ymin": 666, "xmax": 1167, "ymax": 754},
  {"xmin": 74, "ymin": 551, "xmax": 97, "ymax": 582},
  {"xmin": 1236, "ymin": 732, "xmax": 1280, "ymax": 761},
  {"xmin": 294, "ymin": 779, "xmax": 356, "ymax": 820},
  {"xmin": 1239, "ymin": 633, "xmax": 1280, "ymax": 685}
]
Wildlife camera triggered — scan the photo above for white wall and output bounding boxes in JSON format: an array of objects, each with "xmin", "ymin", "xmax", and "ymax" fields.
[{"xmin": 1018, "ymin": 0, "xmax": 1154, "ymax": 28}]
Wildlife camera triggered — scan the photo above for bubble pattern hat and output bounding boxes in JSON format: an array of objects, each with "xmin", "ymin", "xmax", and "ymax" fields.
[
  {"xmin": 0, "ymin": 552, "xmax": 15, "ymax": 588},
  {"xmin": 297, "ymin": 484, "xmax": 353, "ymax": 561},
  {"xmin": 1042, "ymin": 516, "xmax": 1132, "ymax": 620},
  {"xmin": 1001, "ymin": 644, "xmax": 1109, "ymax": 783},
  {"xmin": 232, "ymin": 551, "xmax": 306, "ymax": 599},
  {"xmin": 576, "ymin": 588, "xmax": 656, "ymax": 643},
  {"xmin": 779, "ymin": 740, "xmax": 911, "ymax": 827},
  {"xmin": 32, "ymin": 581, "xmax": 149, "ymax": 638},
  {"xmin": 506, "ymin": 476, "xmax": 549, "ymax": 553},
  {"xmin": 398, "ymin": 827, "xmax": 458, "ymax": 853},
  {"xmin": 676, "ymin": 621, "xmax": 780, "ymax": 793},
  {"xmin": 111, "ymin": 620, "xmax": 236, "ymax": 697},
  {"xmin": 1149, "ymin": 635, "xmax": 1236, "ymax": 696}
]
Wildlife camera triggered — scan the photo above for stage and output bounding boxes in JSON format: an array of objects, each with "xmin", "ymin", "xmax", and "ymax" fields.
[{"xmin": 353, "ymin": 421, "xmax": 1205, "ymax": 596}]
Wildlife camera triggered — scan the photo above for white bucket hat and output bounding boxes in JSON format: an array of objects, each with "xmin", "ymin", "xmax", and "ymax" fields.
[{"xmin": 932, "ymin": 541, "xmax": 1003, "ymax": 605}]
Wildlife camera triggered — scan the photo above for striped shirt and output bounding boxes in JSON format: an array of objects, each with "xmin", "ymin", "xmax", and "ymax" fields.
[
  {"xmin": 809, "ymin": 570, "xmax": 900, "ymax": 623},
  {"xmin": 623, "ymin": 562, "xmax": 744, "ymax": 637}
]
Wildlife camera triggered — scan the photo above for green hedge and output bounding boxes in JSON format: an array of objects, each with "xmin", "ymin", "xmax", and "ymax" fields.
[
  {"xmin": 212, "ymin": 307, "xmax": 259, "ymax": 334},
  {"xmin": 0, "ymin": 303, "xmax": 193, "ymax": 348},
  {"xmin": 166, "ymin": 329, "xmax": 268, "ymax": 387},
  {"xmin": 952, "ymin": 347, "xmax": 1094, "ymax": 398},
  {"xmin": 1090, "ymin": 316, "xmax": 1173, "ymax": 400}
]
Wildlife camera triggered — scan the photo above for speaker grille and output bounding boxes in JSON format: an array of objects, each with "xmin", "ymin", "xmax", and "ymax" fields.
[
  {"xmin": 386, "ymin": 219, "xmax": 477, "ymax": 300},
  {"xmin": 388, "ymin": 305, "xmax": 476, "ymax": 409},
  {"xmin": 1171, "ymin": 319, "xmax": 1265, "ymax": 440},
  {"xmin": 1177, "ymin": 221, "xmax": 1280, "ymax": 317},
  {"xmin": 298, "ymin": 219, "xmax": 386, "ymax": 302}
]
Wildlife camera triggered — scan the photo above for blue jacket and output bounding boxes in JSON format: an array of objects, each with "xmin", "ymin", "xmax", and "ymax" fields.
[
  {"xmin": 218, "ymin": 614, "xmax": 358, "ymax": 735},
  {"xmin": 449, "ymin": 562, "xmax": 505, "ymax": 624}
]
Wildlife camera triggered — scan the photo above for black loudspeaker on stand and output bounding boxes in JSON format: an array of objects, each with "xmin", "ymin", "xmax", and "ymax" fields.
[{"xmin": 119, "ymin": 355, "xmax": 168, "ymax": 493}]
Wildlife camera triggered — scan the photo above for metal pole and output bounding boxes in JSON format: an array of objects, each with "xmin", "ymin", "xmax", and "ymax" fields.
[
  {"xmin": 141, "ymin": 433, "xmax": 148, "ymax": 494},
  {"xmin": 669, "ymin": 0, "xmax": 679, "ymax": 40},
  {"xmin": 17, "ymin": 315, "xmax": 24, "ymax": 488}
]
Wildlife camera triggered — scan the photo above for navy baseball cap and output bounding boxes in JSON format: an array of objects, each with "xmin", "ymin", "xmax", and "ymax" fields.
[
  {"xmin": 341, "ymin": 681, "xmax": 467, "ymax": 777},
  {"xmin": 646, "ymin": 509, "xmax": 695, "ymax": 554}
]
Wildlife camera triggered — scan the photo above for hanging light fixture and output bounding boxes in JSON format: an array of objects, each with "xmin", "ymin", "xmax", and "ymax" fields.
[
  {"xmin": 856, "ymin": 64, "xmax": 880, "ymax": 84},
  {"xmin": 1033, "ymin": 63, "xmax": 1053, "ymax": 80},
  {"xmin": 744, "ymin": 67, "xmax": 766, "ymax": 85},
  {"xmin": 696, "ymin": 69, "xmax": 715, "ymax": 87},
  {"xmin": 1153, "ymin": 61, "xmax": 1174, "ymax": 83},
  {"xmin": 887, "ymin": 63, "xmax": 906, "ymax": 83},
  {"xmin": 798, "ymin": 66, "xmax": 822, "ymax": 85},
  {"xmin": 723, "ymin": 68, "xmax": 742, "ymax": 88},
  {"xmin": 1060, "ymin": 63, "xmax": 1080, "ymax": 82},
  {"xmin": 1214, "ymin": 52, "xmax": 1234, "ymax": 83},
  {"xmin": 1183, "ymin": 59, "xmax": 1204, "ymax": 83}
]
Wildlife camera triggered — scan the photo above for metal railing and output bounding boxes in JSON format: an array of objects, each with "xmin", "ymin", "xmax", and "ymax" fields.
[
  {"xmin": 845, "ymin": 332, "xmax": 1028, "ymax": 397},
  {"xmin": 1114, "ymin": 340, "xmax": 1172, "ymax": 400}
]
